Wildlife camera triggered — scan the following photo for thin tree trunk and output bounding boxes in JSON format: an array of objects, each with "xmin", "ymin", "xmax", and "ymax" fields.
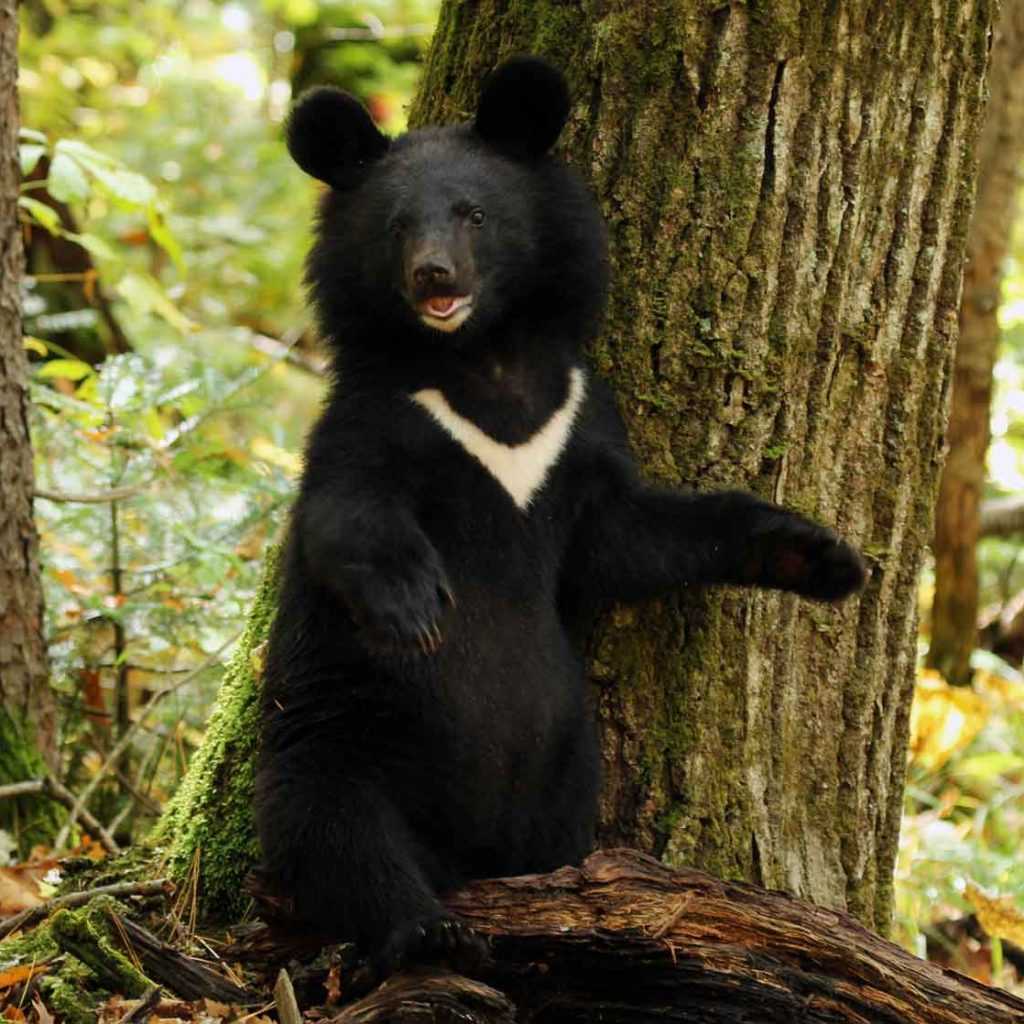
[
  {"xmin": 928, "ymin": 1, "xmax": 1024, "ymax": 686},
  {"xmin": 157, "ymin": 1, "xmax": 995, "ymax": 938},
  {"xmin": 411, "ymin": 0, "xmax": 992, "ymax": 933},
  {"xmin": 0, "ymin": 0, "xmax": 56, "ymax": 772}
]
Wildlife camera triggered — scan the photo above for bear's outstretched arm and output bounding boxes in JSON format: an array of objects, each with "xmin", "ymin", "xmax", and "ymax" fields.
[
  {"xmin": 295, "ymin": 487, "xmax": 453, "ymax": 654},
  {"xmin": 566, "ymin": 473, "xmax": 866, "ymax": 608}
]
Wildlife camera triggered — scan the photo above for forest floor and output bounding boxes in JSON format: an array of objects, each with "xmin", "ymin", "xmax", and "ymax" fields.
[{"xmin": 0, "ymin": 843, "xmax": 336, "ymax": 1024}]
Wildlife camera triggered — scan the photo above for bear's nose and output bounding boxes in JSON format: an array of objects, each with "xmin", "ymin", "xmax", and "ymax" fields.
[{"xmin": 412, "ymin": 259, "xmax": 455, "ymax": 288}]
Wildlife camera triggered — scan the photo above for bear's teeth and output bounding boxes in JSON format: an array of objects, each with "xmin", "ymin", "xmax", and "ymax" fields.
[{"xmin": 421, "ymin": 295, "xmax": 470, "ymax": 319}]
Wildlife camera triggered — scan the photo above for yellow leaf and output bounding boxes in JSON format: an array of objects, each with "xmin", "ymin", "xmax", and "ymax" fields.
[
  {"xmin": 974, "ymin": 669, "xmax": 1024, "ymax": 708},
  {"xmin": 964, "ymin": 881, "xmax": 1024, "ymax": 946},
  {"xmin": 0, "ymin": 963, "xmax": 46, "ymax": 990},
  {"xmin": 251, "ymin": 436, "xmax": 302, "ymax": 476},
  {"xmin": 22, "ymin": 336, "xmax": 48, "ymax": 356},
  {"xmin": 908, "ymin": 670, "xmax": 989, "ymax": 772}
]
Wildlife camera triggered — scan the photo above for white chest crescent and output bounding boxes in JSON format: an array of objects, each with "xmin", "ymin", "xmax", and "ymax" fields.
[{"xmin": 411, "ymin": 367, "xmax": 586, "ymax": 510}]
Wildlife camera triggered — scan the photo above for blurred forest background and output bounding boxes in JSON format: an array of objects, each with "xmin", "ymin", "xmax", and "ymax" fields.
[{"xmin": 7, "ymin": 0, "xmax": 1024, "ymax": 992}]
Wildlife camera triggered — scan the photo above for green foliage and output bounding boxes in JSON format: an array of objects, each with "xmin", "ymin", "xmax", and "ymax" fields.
[
  {"xmin": 16, "ymin": 0, "xmax": 438, "ymax": 850},
  {"xmin": 900, "ymin": 206, "xmax": 1024, "ymax": 978},
  {"xmin": 896, "ymin": 666, "xmax": 1024, "ymax": 966},
  {"xmin": 0, "ymin": 712, "xmax": 62, "ymax": 852}
]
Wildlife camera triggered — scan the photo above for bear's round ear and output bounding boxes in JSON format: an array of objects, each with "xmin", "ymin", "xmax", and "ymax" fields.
[
  {"xmin": 286, "ymin": 87, "xmax": 390, "ymax": 187},
  {"xmin": 474, "ymin": 56, "xmax": 570, "ymax": 159}
]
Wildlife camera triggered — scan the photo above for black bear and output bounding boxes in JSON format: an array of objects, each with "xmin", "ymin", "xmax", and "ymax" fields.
[{"xmin": 255, "ymin": 57, "xmax": 866, "ymax": 976}]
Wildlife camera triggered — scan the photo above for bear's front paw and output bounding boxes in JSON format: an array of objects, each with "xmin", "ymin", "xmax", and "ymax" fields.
[
  {"xmin": 374, "ymin": 914, "xmax": 489, "ymax": 978},
  {"xmin": 347, "ymin": 552, "xmax": 455, "ymax": 656},
  {"xmin": 749, "ymin": 515, "xmax": 867, "ymax": 602}
]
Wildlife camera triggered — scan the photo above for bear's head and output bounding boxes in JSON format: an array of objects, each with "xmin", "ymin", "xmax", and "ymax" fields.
[{"xmin": 286, "ymin": 57, "xmax": 607, "ymax": 365}]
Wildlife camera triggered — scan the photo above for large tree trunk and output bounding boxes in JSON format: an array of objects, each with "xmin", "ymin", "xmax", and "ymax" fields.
[
  {"xmin": 928, "ymin": 0, "xmax": 1024, "ymax": 686},
  {"xmin": 410, "ymin": 0, "xmax": 991, "ymax": 932},
  {"xmin": 0, "ymin": 0, "xmax": 56, "ymax": 782},
  {"xmin": 157, "ymin": 0, "xmax": 994, "ymax": 938}
]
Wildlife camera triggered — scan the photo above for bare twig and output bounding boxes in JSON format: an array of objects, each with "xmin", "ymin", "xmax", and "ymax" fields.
[
  {"xmin": 325, "ymin": 22, "xmax": 433, "ymax": 40},
  {"xmin": 116, "ymin": 985, "xmax": 160, "ymax": 1024},
  {"xmin": 43, "ymin": 775, "xmax": 120, "ymax": 855},
  {"xmin": 112, "ymin": 768, "xmax": 162, "ymax": 816},
  {"xmin": 110, "ymin": 496, "xmax": 130, "ymax": 749},
  {"xmin": 106, "ymin": 801, "xmax": 132, "ymax": 838},
  {"xmin": 248, "ymin": 330, "xmax": 327, "ymax": 376},
  {"xmin": 234, "ymin": 1002, "xmax": 276, "ymax": 1023},
  {"xmin": 34, "ymin": 482, "xmax": 151, "ymax": 504},
  {"xmin": 981, "ymin": 496, "xmax": 1024, "ymax": 537},
  {"xmin": 0, "ymin": 780, "xmax": 47, "ymax": 799},
  {"xmin": 53, "ymin": 632, "xmax": 239, "ymax": 851},
  {"xmin": 0, "ymin": 879, "xmax": 171, "ymax": 941},
  {"xmin": 0, "ymin": 776, "xmax": 119, "ymax": 854}
]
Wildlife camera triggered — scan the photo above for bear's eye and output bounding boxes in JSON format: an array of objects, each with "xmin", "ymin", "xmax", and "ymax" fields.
[{"xmin": 469, "ymin": 208, "xmax": 486, "ymax": 227}]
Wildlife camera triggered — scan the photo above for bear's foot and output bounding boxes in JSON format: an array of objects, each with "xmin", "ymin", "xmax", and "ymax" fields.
[{"xmin": 374, "ymin": 914, "xmax": 489, "ymax": 979}]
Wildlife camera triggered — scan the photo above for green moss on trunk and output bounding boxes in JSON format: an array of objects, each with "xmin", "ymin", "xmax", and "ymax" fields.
[{"xmin": 154, "ymin": 546, "xmax": 280, "ymax": 917}]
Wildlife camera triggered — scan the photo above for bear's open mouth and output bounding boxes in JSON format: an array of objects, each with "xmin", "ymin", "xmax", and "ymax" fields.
[{"xmin": 417, "ymin": 294, "xmax": 474, "ymax": 332}]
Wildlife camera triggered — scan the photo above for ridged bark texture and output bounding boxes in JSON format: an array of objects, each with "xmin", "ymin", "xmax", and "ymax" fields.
[
  {"xmin": 411, "ymin": 0, "xmax": 993, "ymax": 931},
  {"xmin": 0, "ymin": 0, "xmax": 55, "ymax": 771},
  {"xmin": 928, "ymin": 0, "xmax": 1024, "ymax": 686}
]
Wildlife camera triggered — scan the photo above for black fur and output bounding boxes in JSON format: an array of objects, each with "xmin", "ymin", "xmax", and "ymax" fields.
[
  {"xmin": 256, "ymin": 57, "xmax": 866, "ymax": 977},
  {"xmin": 286, "ymin": 87, "xmax": 390, "ymax": 189},
  {"xmin": 475, "ymin": 55, "xmax": 571, "ymax": 159}
]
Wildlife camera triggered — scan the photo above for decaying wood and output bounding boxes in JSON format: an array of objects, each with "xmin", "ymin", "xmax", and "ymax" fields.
[
  {"xmin": 302, "ymin": 850, "xmax": 1024, "ymax": 1023},
  {"xmin": 0, "ymin": 879, "xmax": 171, "ymax": 941},
  {"xmin": 109, "ymin": 913, "xmax": 255, "ymax": 1004},
  {"xmin": 329, "ymin": 973, "xmax": 515, "ymax": 1024},
  {"xmin": 115, "ymin": 984, "xmax": 159, "ymax": 1024},
  {"xmin": 274, "ymin": 970, "xmax": 303, "ymax": 1024}
]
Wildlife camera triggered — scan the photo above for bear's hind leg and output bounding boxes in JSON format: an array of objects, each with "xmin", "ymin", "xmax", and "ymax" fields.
[{"xmin": 254, "ymin": 759, "xmax": 486, "ymax": 976}]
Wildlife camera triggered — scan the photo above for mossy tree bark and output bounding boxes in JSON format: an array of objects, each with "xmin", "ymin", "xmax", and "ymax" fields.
[
  {"xmin": 410, "ymin": 0, "xmax": 992, "ymax": 933},
  {"xmin": 0, "ymin": 0, "xmax": 57, "ymax": 792},
  {"xmin": 928, "ymin": 0, "xmax": 1024, "ymax": 687},
  {"xmin": 159, "ymin": 0, "xmax": 994, "ymax": 936}
]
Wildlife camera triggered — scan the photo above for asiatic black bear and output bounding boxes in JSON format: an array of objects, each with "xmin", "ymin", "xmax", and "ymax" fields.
[{"xmin": 255, "ymin": 56, "xmax": 866, "ymax": 976}]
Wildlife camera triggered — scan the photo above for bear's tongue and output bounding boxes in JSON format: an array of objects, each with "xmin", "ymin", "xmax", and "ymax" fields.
[{"xmin": 425, "ymin": 296, "xmax": 458, "ymax": 316}]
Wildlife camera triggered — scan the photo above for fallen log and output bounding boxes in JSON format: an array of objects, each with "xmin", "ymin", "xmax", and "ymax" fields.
[
  {"xmin": 324, "ymin": 849, "xmax": 1024, "ymax": 1023},
  {"xmin": 110, "ymin": 913, "xmax": 256, "ymax": 1003}
]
